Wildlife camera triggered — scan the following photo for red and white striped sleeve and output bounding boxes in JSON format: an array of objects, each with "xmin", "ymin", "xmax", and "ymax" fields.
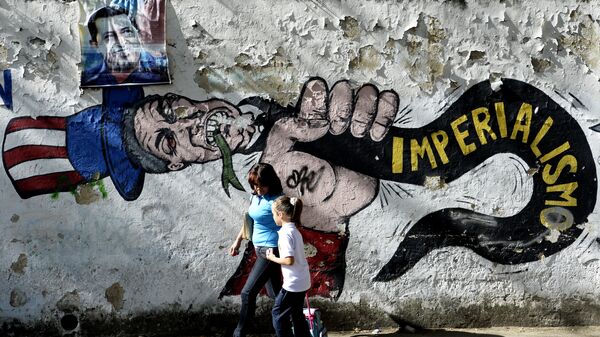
[{"xmin": 2, "ymin": 116, "xmax": 85, "ymax": 199}]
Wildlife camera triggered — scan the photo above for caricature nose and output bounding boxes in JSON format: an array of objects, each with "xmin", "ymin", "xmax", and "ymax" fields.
[
  {"xmin": 182, "ymin": 119, "xmax": 198, "ymax": 128},
  {"xmin": 183, "ymin": 119, "xmax": 204, "ymax": 136}
]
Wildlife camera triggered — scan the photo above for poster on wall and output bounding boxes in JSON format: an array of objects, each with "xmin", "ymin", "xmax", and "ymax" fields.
[{"xmin": 78, "ymin": 0, "xmax": 170, "ymax": 87}]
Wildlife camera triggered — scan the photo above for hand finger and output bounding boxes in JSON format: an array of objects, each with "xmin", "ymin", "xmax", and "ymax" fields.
[
  {"xmin": 298, "ymin": 77, "xmax": 328, "ymax": 121},
  {"xmin": 370, "ymin": 90, "xmax": 399, "ymax": 141},
  {"xmin": 328, "ymin": 80, "xmax": 353, "ymax": 135},
  {"xmin": 351, "ymin": 84, "xmax": 378, "ymax": 138}
]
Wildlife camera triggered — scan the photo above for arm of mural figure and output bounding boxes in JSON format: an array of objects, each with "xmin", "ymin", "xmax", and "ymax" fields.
[{"xmin": 261, "ymin": 78, "xmax": 399, "ymax": 231}]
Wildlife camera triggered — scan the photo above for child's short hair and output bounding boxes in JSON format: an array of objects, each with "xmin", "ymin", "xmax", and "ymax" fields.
[{"xmin": 273, "ymin": 196, "xmax": 303, "ymax": 224}]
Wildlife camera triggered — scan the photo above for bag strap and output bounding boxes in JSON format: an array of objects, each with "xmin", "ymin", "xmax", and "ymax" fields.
[{"xmin": 305, "ymin": 293, "xmax": 314, "ymax": 330}]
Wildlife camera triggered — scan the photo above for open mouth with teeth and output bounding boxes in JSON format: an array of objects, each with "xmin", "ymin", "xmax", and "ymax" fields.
[{"xmin": 205, "ymin": 109, "xmax": 234, "ymax": 147}]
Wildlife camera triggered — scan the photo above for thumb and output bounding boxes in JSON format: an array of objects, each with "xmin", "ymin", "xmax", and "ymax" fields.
[{"xmin": 298, "ymin": 78, "xmax": 329, "ymax": 121}]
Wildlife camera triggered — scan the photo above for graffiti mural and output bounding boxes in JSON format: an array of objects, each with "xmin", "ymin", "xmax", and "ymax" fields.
[
  {"xmin": 291, "ymin": 78, "xmax": 597, "ymax": 281},
  {"xmin": 2, "ymin": 78, "xmax": 597, "ymax": 299},
  {"xmin": 219, "ymin": 78, "xmax": 597, "ymax": 296}
]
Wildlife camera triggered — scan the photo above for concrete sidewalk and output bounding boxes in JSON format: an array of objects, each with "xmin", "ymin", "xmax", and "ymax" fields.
[{"xmin": 328, "ymin": 326, "xmax": 600, "ymax": 337}]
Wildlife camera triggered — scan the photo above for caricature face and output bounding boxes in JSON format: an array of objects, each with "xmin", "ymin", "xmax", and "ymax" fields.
[
  {"xmin": 133, "ymin": 94, "xmax": 255, "ymax": 171},
  {"xmin": 95, "ymin": 14, "xmax": 141, "ymax": 74}
]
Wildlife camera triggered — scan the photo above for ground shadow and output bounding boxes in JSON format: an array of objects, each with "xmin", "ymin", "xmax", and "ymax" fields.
[{"xmin": 350, "ymin": 329, "xmax": 503, "ymax": 337}]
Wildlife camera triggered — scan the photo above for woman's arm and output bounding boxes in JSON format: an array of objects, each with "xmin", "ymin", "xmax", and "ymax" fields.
[{"xmin": 228, "ymin": 226, "xmax": 245, "ymax": 256}]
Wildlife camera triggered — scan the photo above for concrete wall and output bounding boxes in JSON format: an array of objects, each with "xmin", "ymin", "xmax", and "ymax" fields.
[{"xmin": 1, "ymin": 0, "xmax": 600, "ymax": 335}]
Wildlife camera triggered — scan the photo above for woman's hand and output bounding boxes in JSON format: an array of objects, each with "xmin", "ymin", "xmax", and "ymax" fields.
[{"xmin": 229, "ymin": 239, "xmax": 242, "ymax": 256}]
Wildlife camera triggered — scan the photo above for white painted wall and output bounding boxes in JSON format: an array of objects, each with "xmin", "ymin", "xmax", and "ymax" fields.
[{"xmin": 1, "ymin": 0, "xmax": 600, "ymax": 332}]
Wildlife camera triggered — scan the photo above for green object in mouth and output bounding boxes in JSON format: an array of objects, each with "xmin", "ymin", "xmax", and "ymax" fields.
[{"xmin": 214, "ymin": 133, "xmax": 245, "ymax": 197}]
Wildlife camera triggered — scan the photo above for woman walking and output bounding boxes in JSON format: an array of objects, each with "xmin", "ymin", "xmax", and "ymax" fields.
[{"xmin": 229, "ymin": 163, "xmax": 283, "ymax": 337}]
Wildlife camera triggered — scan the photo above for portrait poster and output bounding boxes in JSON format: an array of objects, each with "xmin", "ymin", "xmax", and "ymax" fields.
[{"xmin": 79, "ymin": 0, "xmax": 170, "ymax": 87}]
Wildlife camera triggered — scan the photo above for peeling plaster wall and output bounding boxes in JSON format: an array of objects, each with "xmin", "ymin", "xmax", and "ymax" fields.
[{"xmin": 2, "ymin": 0, "xmax": 600, "ymax": 334}]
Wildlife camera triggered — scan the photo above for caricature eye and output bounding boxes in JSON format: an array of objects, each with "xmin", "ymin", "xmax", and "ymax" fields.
[{"xmin": 161, "ymin": 134, "xmax": 177, "ymax": 155}]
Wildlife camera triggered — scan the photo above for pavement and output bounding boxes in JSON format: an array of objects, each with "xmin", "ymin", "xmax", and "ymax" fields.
[
  {"xmin": 176, "ymin": 326, "xmax": 600, "ymax": 337},
  {"xmin": 327, "ymin": 326, "xmax": 600, "ymax": 337}
]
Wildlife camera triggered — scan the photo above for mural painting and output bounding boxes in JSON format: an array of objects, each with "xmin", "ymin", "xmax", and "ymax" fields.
[
  {"xmin": 79, "ymin": 0, "xmax": 169, "ymax": 87},
  {"xmin": 1, "ymin": 77, "xmax": 597, "ymax": 299}
]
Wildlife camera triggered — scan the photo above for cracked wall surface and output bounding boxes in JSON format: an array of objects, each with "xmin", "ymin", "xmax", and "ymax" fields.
[{"xmin": 1, "ymin": 0, "xmax": 600, "ymax": 334}]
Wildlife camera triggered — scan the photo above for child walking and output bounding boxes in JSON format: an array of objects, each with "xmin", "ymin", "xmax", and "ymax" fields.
[{"xmin": 266, "ymin": 196, "xmax": 311, "ymax": 337}]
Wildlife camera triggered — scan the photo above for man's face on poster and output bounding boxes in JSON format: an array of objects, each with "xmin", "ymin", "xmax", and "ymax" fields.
[
  {"xmin": 133, "ymin": 94, "xmax": 256, "ymax": 171},
  {"xmin": 95, "ymin": 14, "xmax": 141, "ymax": 74}
]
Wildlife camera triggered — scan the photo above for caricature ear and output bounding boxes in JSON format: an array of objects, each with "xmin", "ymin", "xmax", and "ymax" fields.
[{"xmin": 168, "ymin": 162, "xmax": 185, "ymax": 171}]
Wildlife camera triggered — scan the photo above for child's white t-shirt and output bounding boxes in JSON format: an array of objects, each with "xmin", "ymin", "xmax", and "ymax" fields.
[{"xmin": 278, "ymin": 222, "xmax": 311, "ymax": 292}]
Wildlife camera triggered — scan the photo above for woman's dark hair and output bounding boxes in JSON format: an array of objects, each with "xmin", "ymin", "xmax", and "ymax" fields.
[{"xmin": 247, "ymin": 163, "xmax": 283, "ymax": 195}]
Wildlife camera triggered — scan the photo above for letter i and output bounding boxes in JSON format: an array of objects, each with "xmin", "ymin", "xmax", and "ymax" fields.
[{"xmin": 392, "ymin": 137, "xmax": 404, "ymax": 173}]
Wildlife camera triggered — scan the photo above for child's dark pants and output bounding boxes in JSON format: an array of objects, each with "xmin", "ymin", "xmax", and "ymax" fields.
[{"xmin": 272, "ymin": 289, "xmax": 311, "ymax": 337}]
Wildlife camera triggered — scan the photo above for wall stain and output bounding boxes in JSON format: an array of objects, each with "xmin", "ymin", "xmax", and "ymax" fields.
[
  {"xmin": 10, "ymin": 289, "xmax": 28, "ymax": 307},
  {"xmin": 185, "ymin": 24, "xmax": 223, "ymax": 47},
  {"xmin": 383, "ymin": 37, "xmax": 401, "ymax": 60},
  {"xmin": 194, "ymin": 48, "xmax": 300, "ymax": 105},
  {"xmin": 28, "ymin": 37, "xmax": 46, "ymax": 47},
  {"xmin": 559, "ymin": 11, "xmax": 600, "ymax": 74},
  {"xmin": 10, "ymin": 214, "xmax": 19, "ymax": 223},
  {"xmin": 193, "ymin": 50, "xmax": 208, "ymax": 65},
  {"xmin": 10, "ymin": 253, "xmax": 27, "ymax": 274},
  {"xmin": 349, "ymin": 45, "xmax": 381, "ymax": 72},
  {"xmin": 51, "ymin": 173, "xmax": 108, "ymax": 204},
  {"xmin": 340, "ymin": 16, "xmax": 361, "ymax": 40},
  {"xmin": 531, "ymin": 57, "xmax": 552, "ymax": 73},
  {"xmin": 403, "ymin": 14, "xmax": 447, "ymax": 94},
  {"xmin": 23, "ymin": 37, "xmax": 60, "ymax": 79},
  {"xmin": 445, "ymin": 0, "xmax": 468, "ymax": 9},
  {"xmin": 57, "ymin": 290, "xmax": 80, "ymax": 313},
  {"xmin": 0, "ymin": 44, "xmax": 8, "ymax": 68},
  {"xmin": 105, "ymin": 283, "xmax": 125, "ymax": 311},
  {"xmin": 75, "ymin": 183, "xmax": 102, "ymax": 205},
  {"xmin": 424, "ymin": 176, "xmax": 447, "ymax": 190},
  {"xmin": 469, "ymin": 50, "xmax": 486, "ymax": 62}
]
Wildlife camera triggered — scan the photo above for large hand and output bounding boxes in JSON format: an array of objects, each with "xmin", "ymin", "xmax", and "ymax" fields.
[{"xmin": 261, "ymin": 78, "xmax": 399, "ymax": 231}]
